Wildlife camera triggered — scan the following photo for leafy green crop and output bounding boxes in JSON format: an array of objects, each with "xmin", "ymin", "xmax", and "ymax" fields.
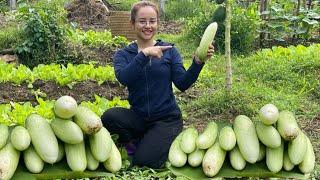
[
  {"xmin": 0, "ymin": 61, "xmax": 116, "ymax": 87},
  {"xmin": 81, "ymin": 95, "xmax": 129, "ymax": 117},
  {"xmin": 0, "ymin": 96, "xmax": 128, "ymax": 126},
  {"xmin": 67, "ymin": 29, "xmax": 129, "ymax": 48}
]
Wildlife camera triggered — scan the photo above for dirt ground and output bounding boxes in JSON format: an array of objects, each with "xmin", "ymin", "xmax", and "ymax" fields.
[{"xmin": 0, "ymin": 80, "xmax": 127, "ymax": 104}]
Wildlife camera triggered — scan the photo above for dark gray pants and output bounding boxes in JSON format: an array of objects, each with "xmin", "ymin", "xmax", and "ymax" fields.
[{"xmin": 101, "ymin": 107, "xmax": 182, "ymax": 169}]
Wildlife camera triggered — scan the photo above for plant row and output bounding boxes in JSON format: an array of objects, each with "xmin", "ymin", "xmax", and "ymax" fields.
[
  {"xmin": 0, "ymin": 95, "xmax": 129, "ymax": 126},
  {"xmin": 0, "ymin": 61, "xmax": 116, "ymax": 86}
]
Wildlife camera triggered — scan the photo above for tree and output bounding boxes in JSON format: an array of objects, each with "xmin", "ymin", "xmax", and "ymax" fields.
[
  {"xmin": 159, "ymin": 0, "xmax": 165, "ymax": 13},
  {"xmin": 225, "ymin": 0, "xmax": 232, "ymax": 93},
  {"xmin": 8, "ymin": 0, "xmax": 17, "ymax": 10}
]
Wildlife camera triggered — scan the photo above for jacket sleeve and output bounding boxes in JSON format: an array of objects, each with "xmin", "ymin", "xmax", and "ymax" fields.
[
  {"xmin": 113, "ymin": 50, "xmax": 150, "ymax": 86},
  {"xmin": 171, "ymin": 47, "xmax": 204, "ymax": 91}
]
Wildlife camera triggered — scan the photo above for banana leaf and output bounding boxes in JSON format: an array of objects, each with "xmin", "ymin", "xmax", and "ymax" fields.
[
  {"xmin": 169, "ymin": 160, "xmax": 308, "ymax": 180},
  {"xmin": 12, "ymin": 160, "xmax": 114, "ymax": 180}
]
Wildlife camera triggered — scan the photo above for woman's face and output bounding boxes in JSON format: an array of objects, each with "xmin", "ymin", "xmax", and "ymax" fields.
[{"xmin": 132, "ymin": 6, "xmax": 158, "ymax": 41}]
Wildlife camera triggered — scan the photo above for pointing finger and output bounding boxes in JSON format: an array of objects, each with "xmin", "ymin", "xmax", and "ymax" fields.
[{"xmin": 159, "ymin": 46, "xmax": 173, "ymax": 51}]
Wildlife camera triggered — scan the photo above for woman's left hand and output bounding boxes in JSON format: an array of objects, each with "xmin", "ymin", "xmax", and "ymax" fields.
[{"xmin": 194, "ymin": 44, "xmax": 215, "ymax": 64}]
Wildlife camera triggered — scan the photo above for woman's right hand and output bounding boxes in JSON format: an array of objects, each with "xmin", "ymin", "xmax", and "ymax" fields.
[{"xmin": 142, "ymin": 46, "xmax": 172, "ymax": 58}]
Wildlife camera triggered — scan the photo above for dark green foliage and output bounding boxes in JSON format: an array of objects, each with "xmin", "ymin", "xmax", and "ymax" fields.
[
  {"xmin": 184, "ymin": 5, "xmax": 259, "ymax": 54},
  {"xmin": 16, "ymin": 1, "xmax": 71, "ymax": 67},
  {"xmin": 0, "ymin": 0, "xmax": 9, "ymax": 12},
  {"xmin": 216, "ymin": 0, "xmax": 225, "ymax": 5},
  {"xmin": 212, "ymin": 6, "xmax": 226, "ymax": 22}
]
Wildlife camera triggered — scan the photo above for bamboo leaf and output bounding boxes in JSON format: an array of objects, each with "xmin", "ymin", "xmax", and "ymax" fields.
[
  {"xmin": 12, "ymin": 161, "xmax": 114, "ymax": 180},
  {"xmin": 169, "ymin": 162, "xmax": 308, "ymax": 180}
]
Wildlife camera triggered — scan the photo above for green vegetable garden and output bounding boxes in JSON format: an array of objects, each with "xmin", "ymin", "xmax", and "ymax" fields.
[{"xmin": 0, "ymin": 0, "xmax": 319, "ymax": 179}]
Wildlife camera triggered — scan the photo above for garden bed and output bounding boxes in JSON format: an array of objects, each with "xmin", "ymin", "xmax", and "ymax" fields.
[{"xmin": 0, "ymin": 80, "xmax": 127, "ymax": 104}]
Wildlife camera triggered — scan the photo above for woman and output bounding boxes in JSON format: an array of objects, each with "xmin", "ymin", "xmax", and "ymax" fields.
[{"xmin": 101, "ymin": 1, "xmax": 214, "ymax": 169}]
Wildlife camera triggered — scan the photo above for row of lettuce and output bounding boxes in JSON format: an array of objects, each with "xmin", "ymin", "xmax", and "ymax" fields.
[
  {"xmin": 0, "ymin": 95, "xmax": 129, "ymax": 126},
  {"xmin": 1, "ymin": 44, "xmax": 319, "ymax": 88},
  {"xmin": 0, "ymin": 61, "xmax": 115, "ymax": 86}
]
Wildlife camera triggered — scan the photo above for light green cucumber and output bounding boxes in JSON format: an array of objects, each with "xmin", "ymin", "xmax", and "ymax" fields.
[
  {"xmin": 65, "ymin": 141, "xmax": 87, "ymax": 172},
  {"xmin": 89, "ymin": 127, "xmax": 112, "ymax": 162},
  {"xmin": 233, "ymin": 115, "xmax": 259, "ymax": 163},
  {"xmin": 74, "ymin": 106, "xmax": 102, "ymax": 135},
  {"xmin": 218, "ymin": 126, "xmax": 236, "ymax": 151},
  {"xmin": 51, "ymin": 117, "xmax": 83, "ymax": 144},
  {"xmin": 188, "ymin": 148, "xmax": 205, "ymax": 167},
  {"xmin": 86, "ymin": 145, "xmax": 99, "ymax": 171},
  {"xmin": 277, "ymin": 110, "xmax": 299, "ymax": 141},
  {"xmin": 23, "ymin": 145, "xmax": 44, "ymax": 173},
  {"xmin": 197, "ymin": 22, "xmax": 218, "ymax": 62},
  {"xmin": 103, "ymin": 142, "xmax": 122, "ymax": 173},
  {"xmin": 26, "ymin": 114, "xmax": 59, "ymax": 164},
  {"xmin": 283, "ymin": 149, "xmax": 294, "ymax": 171},
  {"xmin": 257, "ymin": 142, "xmax": 266, "ymax": 162},
  {"xmin": 0, "ymin": 124, "xmax": 9, "ymax": 150},
  {"xmin": 266, "ymin": 140, "xmax": 284, "ymax": 173},
  {"xmin": 180, "ymin": 127, "xmax": 198, "ymax": 154},
  {"xmin": 202, "ymin": 142, "xmax": 226, "ymax": 177},
  {"xmin": 11, "ymin": 126, "xmax": 31, "ymax": 151},
  {"xmin": 0, "ymin": 143, "xmax": 20, "ymax": 180},
  {"xmin": 168, "ymin": 133, "xmax": 187, "ymax": 167},
  {"xmin": 288, "ymin": 131, "xmax": 307, "ymax": 165},
  {"xmin": 230, "ymin": 146, "xmax": 246, "ymax": 170},
  {"xmin": 298, "ymin": 135, "xmax": 315, "ymax": 174},
  {"xmin": 256, "ymin": 122, "xmax": 281, "ymax": 148},
  {"xmin": 196, "ymin": 122, "xmax": 218, "ymax": 149},
  {"xmin": 54, "ymin": 95, "xmax": 78, "ymax": 119},
  {"xmin": 56, "ymin": 140, "xmax": 65, "ymax": 163}
]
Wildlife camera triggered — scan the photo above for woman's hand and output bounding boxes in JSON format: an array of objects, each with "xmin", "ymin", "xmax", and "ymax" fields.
[
  {"xmin": 194, "ymin": 44, "xmax": 215, "ymax": 64},
  {"xmin": 142, "ymin": 46, "xmax": 172, "ymax": 58}
]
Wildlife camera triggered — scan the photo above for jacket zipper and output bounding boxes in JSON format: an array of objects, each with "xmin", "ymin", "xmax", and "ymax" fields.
[{"xmin": 145, "ymin": 64, "xmax": 150, "ymax": 118}]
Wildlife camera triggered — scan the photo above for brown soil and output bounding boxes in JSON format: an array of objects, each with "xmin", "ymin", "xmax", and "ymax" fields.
[
  {"xmin": 0, "ymin": 80, "xmax": 127, "ymax": 104},
  {"xmin": 65, "ymin": 0, "xmax": 111, "ymax": 31},
  {"xmin": 65, "ymin": 43, "xmax": 116, "ymax": 66},
  {"xmin": 159, "ymin": 21, "xmax": 183, "ymax": 34}
]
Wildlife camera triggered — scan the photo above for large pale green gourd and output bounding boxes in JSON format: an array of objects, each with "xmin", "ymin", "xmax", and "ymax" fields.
[
  {"xmin": 168, "ymin": 133, "xmax": 187, "ymax": 167},
  {"xmin": 0, "ymin": 143, "xmax": 20, "ymax": 180},
  {"xmin": 233, "ymin": 115, "xmax": 260, "ymax": 164},
  {"xmin": 26, "ymin": 114, "xmax": 59, "ymax": 164},
  {"xmin": 202, "ymin": 142, "xmax": 226, "ymax": 177},
  {"xmin": 103, "ymin": 142, "xmax": 122, "ymax": 173},
  {"xmin": 0, "ymin": 124, "xmax": 9, "ymax": 150},
  {"xmin": 197, "ymin": 22, "xmax": 218, "ymax": 62},
  {"xmin": 299, "ymin": 135, "xmax": 315, "ymax": 174},
  {"xmin": 64, "ymin": 141, "xmax": 87, "ymax": 172}
]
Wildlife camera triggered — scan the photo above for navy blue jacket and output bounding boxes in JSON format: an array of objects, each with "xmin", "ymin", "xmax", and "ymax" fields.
[{"xmin": 113, "ymin": 40, "xmax": 204, "ymax": 118}]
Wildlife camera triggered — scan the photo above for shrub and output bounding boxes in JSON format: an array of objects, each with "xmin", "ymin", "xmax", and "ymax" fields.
[
  {"xmin": 184, "ymin": 3, "xmax": 260, "ymax": 55},
  {"xmin": 16, "ymin": 0, "xmax": 69, "ymax": 67}
]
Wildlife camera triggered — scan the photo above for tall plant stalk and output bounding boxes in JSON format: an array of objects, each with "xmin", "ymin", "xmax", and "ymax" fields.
[{"xmin": 225, "ymin": 0, "xmax": 232, "ymax": 94}]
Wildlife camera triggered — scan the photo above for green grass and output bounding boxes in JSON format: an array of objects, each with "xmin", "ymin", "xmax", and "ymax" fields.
[
  {"xmin": 0, "ymin": 24, "xmax": 23, "ymax": 50},
  {"xmin": 181, "ymin": 44, "xmax": 320, "ymax": 120},
  {"xmin": 158, "ymin": 33, "xmax": 320, "ymax": 120}
]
